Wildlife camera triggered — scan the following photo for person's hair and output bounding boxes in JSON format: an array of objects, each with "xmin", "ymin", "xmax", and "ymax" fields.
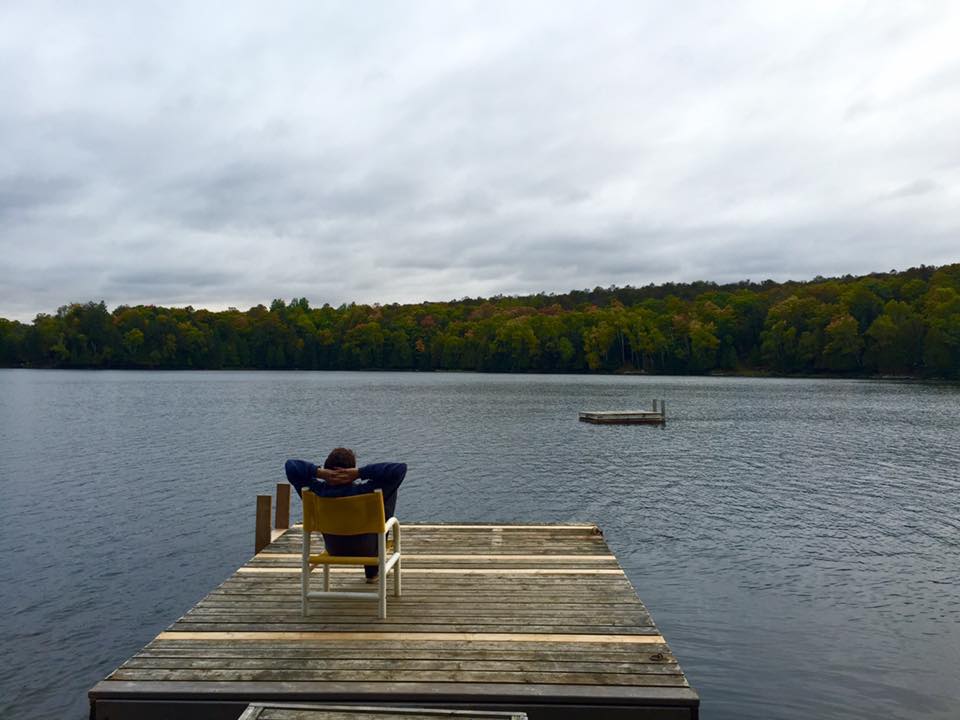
[{"xmin": 323, "ymin": 447, "xmax": 356, "ymax": 470}]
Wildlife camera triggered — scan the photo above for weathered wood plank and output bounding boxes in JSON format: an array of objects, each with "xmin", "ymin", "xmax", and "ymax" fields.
[
  {"xmin": 168, "ymin": 625, "xmax": 658, "ymax": 634},
  {"xmin": 180, "ymin": 603, "xmax": 651, "ymax": 618},
  {"xmin": 188, "ymin": 606, "xmax": 651, "ymax": 622},
  {"xmin": 385, "ymin": 524, "xmax": 600, "ymax": 531},
  {"xmin": 238, "ymin": 568, "xmax": 626, "ymax": 575},
  {"xmin": 120, "ymin": 658, "xmax": 681, "ymax": 675},
  {"xmin": 90, "ymin": 678, "xmax": 700, "ymax": 703},
  {"xmin": 143, "ymin": 638, "xmax": 673, "ymax": 655},
  {"xmin": 255, "ymin": 554, "xmax": 618, "ymax": 561},
  {"xmin": 135, "ymin": 648, "xmax": 675, "ymax": 663},
  {"xmin": 108, "ymin": 668, "xmax": 690, "ymax": 686},
  {"xmin": 210, "ymin": 585, "xmax": 642, "ymax": 599},
  {"xmin": 143, "ymin": 641, "xmax": 672, "ymax": 654},
  {"xmin": 252, "ymin": 706, "xmax": 528, "ymax": 720},
  {"xmin": 197, "ymin": 590, "xmax": 636, "ymax": 600},
  {"xmin": 176, "ymin": 609, "xmax": 653, "ymax": 619},
  {"xmin": 213, "ymin": 577, "xmax": 638, "ymax": 587},
  {"xmin": 157, "ymin": 631, "xmax": 664, "ymax": 642},
  {"xmin": 196, "ymin": 597, "xmax": 644, "ymax": 608},
  {"xmin": 174, "ymin": 611, "xmax": 653, "ymax": 624}
]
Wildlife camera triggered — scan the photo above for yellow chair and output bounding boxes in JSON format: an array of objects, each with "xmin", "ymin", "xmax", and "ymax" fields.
[{"xmin": 300, "ymin": 488, "xmax": 402, "ymax": 619}]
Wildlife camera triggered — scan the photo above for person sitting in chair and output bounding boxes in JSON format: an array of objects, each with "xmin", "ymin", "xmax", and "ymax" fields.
[{"xmin": 284, "ymin": 448, "xmax": 406, "ymax": 583}]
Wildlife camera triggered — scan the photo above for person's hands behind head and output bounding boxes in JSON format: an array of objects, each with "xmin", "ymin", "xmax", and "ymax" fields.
[{"xmin": 326, "ymin": 467, "xmax": 360, "ymax": 486}]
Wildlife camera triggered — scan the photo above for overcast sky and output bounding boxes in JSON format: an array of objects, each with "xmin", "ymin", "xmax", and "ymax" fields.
[{"xmin": 1, "ymin": 1, "xmax": 959, "ymax": 321}]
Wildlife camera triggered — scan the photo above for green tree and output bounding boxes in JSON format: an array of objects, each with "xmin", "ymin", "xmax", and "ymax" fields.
[
  {"xmin": 341, "ymin": 322, "xmax": 384, "ymax": 368},
  {"xmin": 122, "ymin": 328, "xmax": 146, "ymax": 365},
  {"xmin": 760, "ymin": 296, "xmax": 828, "ymax": 372},
  {"xmin": 0, "ymin": 319, "xmax": 26, "ymax": 365},
  {"xmin": 583, "ymin": 319, "xmax": 616, "ymax": 371},
  {"xmin": 864, "ymin": 301, "xmax": 924, "ymax": 373},
  {"xmin": 842, "ymin": 284, "xmax": 883, "ymax": 333},
  {"xmin": 489, "ymin": 318, "xmax": 540, "ymax": 371},
  {"xmin": 688, "ymin": 319, "xmax": 720, "ymax": 372},
  {"xmin": 822, "ymin": 314, "xmax": 863, "ymax": 371},
  {"xmin": 922, "ymin": 287, "xmax": 960, "ymax": 377}
]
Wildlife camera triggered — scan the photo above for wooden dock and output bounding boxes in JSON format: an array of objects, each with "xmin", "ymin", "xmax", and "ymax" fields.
[{"xmin": 89, "ymin": 522, "xmax": 698, "ymax": 720}]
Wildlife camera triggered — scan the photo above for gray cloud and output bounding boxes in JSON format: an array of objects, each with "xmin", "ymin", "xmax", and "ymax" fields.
[
  {"xmin": 0, "ymin": 175, "xmax": 83, "ymax": 221},
  {"xmin": 887, "ymin": 179, "xmax": 939, "ymax": 198},
  {"xmin": 1, "ymin": 1, "xmax": 959, "ymax": 321}
]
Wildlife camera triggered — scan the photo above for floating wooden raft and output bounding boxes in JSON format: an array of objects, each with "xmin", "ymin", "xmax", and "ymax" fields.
[
  {"xmin": 89, "ymin": 522, "xmax": 698, "ymax": 720},
  {"xmin": 579, "ymin": 400, "xmax": 666, "ymax": 425}
]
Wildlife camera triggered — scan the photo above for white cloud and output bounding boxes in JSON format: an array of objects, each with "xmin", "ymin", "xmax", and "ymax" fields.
[{"xmin": 1, "ymin": 1, "xmax": 959, "ymax": 320}]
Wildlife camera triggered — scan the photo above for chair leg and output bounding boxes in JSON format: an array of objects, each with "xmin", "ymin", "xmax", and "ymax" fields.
[
  {"xmin": 394, "ymin": 522, "xmax": 402, "ymax": 598},
  {"xmin": 323, "ymin": 564, "xmax": 330, "ymax": 592},
  {"xmin": 301, "ymin": 529, "xmax": 310, "ymax": 617},
  {"xmin": 378, "ymin": 530, "xmax": 387, "ymax": 619}
]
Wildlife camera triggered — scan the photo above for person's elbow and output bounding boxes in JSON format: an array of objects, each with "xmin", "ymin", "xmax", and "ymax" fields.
[{"xmin": 285, "ymin": 459, "xmax": 304, "ymax": 482}]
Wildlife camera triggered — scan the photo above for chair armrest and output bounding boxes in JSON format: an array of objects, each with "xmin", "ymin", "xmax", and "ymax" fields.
[{"xmin": 385, "ymin": 516, "xmax": 401, "ymax": 555}]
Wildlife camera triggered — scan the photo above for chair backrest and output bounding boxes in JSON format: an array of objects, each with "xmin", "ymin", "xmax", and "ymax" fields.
[{"xmin": 302, "ymin": 489, "xmax": 386, "ymax": 535}]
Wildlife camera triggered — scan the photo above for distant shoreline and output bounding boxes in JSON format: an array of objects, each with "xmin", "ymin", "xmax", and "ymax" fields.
[
  {"xmin": 2, "ymin": 264, "xmax": 958, "ymax": 379},
  {"xmin": 1, "ymin": 365, "xmax": 954, "ymax": 383}
]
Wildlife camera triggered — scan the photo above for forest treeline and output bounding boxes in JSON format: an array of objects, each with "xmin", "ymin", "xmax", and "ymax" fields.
[{"xmin": 1, "ymin": 264, "xmax": 959, "ymax": 377}]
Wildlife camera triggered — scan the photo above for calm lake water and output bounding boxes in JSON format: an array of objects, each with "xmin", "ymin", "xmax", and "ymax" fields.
[{"xmin": 0, "ymin": 369, "xmax": 958, "ymax": 719}]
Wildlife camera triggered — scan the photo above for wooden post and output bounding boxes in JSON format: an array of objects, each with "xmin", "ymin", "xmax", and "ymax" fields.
[
  {"xmin": 653, "ymin": 399, "xmax": 658, "ymax": 412},
  {"xmin": 275, "ymin": 483, "xmax": 290, "ymax": 530},
  {"xmin": 255, "ymin": 495, "xmax": 272, "ymax": 554},
  {"xmin": 661, "ymin": 400, "xmax": 666, "ymax": 420}
]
